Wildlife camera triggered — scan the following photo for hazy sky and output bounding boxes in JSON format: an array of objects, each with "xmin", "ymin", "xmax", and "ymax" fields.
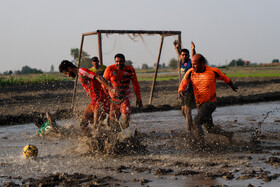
[{"xmin": 0, "ymin": 0, "xmax": 279, "ymax": 72}]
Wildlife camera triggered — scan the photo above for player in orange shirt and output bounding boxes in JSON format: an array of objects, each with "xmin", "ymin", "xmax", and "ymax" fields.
[
  {"xmin": 59, "ymin": 60, "xmax": 116, "ymax": 137},
  {"xmin": 103, "ymin": 53, "xmax": 142, "ymax": 129},
  {"xmin": 178, "ymin": 54, "xmax": 238, "ymax": 145}
]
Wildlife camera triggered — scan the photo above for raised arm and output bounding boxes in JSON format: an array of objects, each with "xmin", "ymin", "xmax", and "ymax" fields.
[
  {"xmin": 173, "ymin": 40, "xmax": 181, "ymax": 58},
  {"xmin": 191, "ymin": 41, "xmax": 196, "ymax": 57}
]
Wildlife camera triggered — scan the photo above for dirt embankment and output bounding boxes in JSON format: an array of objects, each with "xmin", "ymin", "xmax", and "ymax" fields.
[{"xmin": 0, "ymin": 77, "xmax": 280, "ymax": 126}]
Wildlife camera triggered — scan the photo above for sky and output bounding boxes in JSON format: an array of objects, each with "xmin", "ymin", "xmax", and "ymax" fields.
[{"xmin": 0, "ymin": 0, "xmax": 280, "ymax": 72}]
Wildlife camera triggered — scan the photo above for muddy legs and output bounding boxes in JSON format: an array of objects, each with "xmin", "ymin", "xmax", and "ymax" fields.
[
  {"xmin": 193, "ymin": 102, "xmax": 234, "ymax": 145},
  {"xmin": 182, "ymin": 105, "xmax": 193, "ymax": 132}
]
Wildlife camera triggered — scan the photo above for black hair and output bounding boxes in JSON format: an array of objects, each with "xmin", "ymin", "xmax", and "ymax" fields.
[
  {"xmin": 180, "ymin": 48, "xmax": 189, "ymax": 55},
  {"xmin": 91, "ymin": 56, "xmax": 99, "ymax": 62},
  {"xmin": 114, "ymin": 53, "xmax": 125, "ymax": 61},
  {"xmin": 59, "ymin": 60, "xmax": 77, "ymax": 73}
]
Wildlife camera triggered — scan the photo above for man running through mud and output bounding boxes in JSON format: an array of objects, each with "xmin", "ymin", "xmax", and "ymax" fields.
[
  {"xmin": 59, "ymin": 60, "xmax": 116, "ymax": 137},
  {"xmin": 174, "ymin": 41, "xmax": 196, "ymax": 132},
  {"xmin": 178, "ymin": 54, "xmax": 238, "ymax": 145},
  {"xmin": 103, "ymin": 53, "xmax": 142, "ymax": 129}
]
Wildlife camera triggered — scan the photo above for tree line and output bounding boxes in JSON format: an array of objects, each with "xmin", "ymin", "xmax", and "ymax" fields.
[{"xmin": 1, "ymin": 48, "xmax": 279, "ymax": 75}]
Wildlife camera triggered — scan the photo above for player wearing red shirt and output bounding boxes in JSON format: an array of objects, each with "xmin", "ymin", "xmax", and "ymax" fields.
[
  {"xmin": 178, "ymin": 54, "xmax": 238, "ymax": 145},
  {"xmin": 59, "ymin": 60, "xmax": 116, "ymax": 137},
  {"xmin": 103, "ymin": 53, "xmax": 142, "ymax": 129}
]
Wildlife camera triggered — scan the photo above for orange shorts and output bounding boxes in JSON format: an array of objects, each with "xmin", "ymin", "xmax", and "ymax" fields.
[
  {"xmin": 84, "ymin": 98, "xmax": 109, "ymax": 116},
  {"xmin": 110, "ymin": 97, "xmax": 131, "ymax": 119}
]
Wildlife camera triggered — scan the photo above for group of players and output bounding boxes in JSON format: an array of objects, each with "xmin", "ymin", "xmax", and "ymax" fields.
[
  {"xmin": 59, "ymin": 53, "xmax": 142, "ymax": 138},
  {"xmin": 57, "ymin": 41, "xmax": 238, "ymax": 146}
]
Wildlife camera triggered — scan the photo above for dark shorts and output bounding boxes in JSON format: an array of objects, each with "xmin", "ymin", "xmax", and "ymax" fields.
[
  {"xmin": 194, "ymin": 101, "xmax": 217, "ymax": 128},
  {"xmin": 180, "ymin": 90, "xmax": 195, "ymax": 108}
]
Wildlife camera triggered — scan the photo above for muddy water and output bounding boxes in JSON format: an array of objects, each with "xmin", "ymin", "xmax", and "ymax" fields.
[{"xmin": 0, "ymin": 101, "xmax": 280, "ymax": 186}]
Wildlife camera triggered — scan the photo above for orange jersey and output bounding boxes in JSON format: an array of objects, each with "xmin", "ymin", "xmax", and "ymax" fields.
[
  {"xmin": 79, "ymin": 68, "xmax": 107, "ymax": 104},
  {"xmin": 178, "ymin": 65, "xmax": 230, "ymax": 106},
  {"xmin": 103, "ymin": 64, "xmax": 141, "ymax": 102}
]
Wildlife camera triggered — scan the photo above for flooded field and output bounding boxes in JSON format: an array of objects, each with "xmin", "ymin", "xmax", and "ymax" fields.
[{"xmin": 0, "ymin": 101, "xmax": 280, "ymax": 186}]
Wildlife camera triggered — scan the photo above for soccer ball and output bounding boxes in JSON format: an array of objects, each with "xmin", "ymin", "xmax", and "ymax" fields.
[{"xmin": 23, "ymin": 144, "xmax": 38, "ymax": 158}]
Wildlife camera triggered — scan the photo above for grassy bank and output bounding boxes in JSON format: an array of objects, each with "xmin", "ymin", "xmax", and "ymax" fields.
[
  {"xmin": 221, "ymin": 66, "xmax": 280, "ymax": 77},
  {"xmin": 1, "ymin": 65, "xmax": 279, "ymax": 86},
  {"xmin": 0, "ymin": 73, "xmax": 71, "ymax": 87}
]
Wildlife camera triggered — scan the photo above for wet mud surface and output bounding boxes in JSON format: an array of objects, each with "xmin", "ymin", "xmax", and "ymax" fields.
[
  {"xmin": 0, "ymin": 102, "xmax": 280, "ymax": 186},
  {"xmin": 0, "ymin": 77, "xmax": 280, "ymax": 186}
]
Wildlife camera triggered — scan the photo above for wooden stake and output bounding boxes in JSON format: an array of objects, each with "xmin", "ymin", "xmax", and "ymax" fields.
[
  {"xmin": 71, "ymin": 35, "xmax": 84, "ymax": 112},
  {"xmin": 97, "ymin": 32, "xmax": 103, "ymax": 65},
  {"xmin": 177, "ymin": 34, "xmax": 182, "ymax": 84},
  {"xmin": 149, "ymin": 36, "xmax": 164, "ymax": 105}
]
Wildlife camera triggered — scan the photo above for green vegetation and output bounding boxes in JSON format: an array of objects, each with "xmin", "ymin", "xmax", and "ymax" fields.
[
  {"xmin": 0, "ymin": 73, "xmax": 71, "ymax": 87},
  {"xmin": 219, "ymin": 65, "xmax": 280, "ymax": 77},
  {"xmin": 1, "ymin": 64, "xmax": 279, "ymax": 86},
  {"xmin": 137, "ymin": 72, "xmax": 178, "ymax": 81}
]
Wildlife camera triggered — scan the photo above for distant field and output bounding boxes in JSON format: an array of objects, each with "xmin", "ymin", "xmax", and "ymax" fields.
[
  {"xmin": 1, "ymin": 65, "xmax": 279, "ymax": 86},
  {"xmin": 219, "ymin": 65, "xmax": 280, "ymax": 77},
  {"xmin": 0, "ymin": 73, "xmax": 71, "ymax": 86}
]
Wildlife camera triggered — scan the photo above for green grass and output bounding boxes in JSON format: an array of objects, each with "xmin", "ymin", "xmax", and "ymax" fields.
[
  {"xmin": 0, "ymin": 73, "xmax": 71, "ymax": 86},
  {"xmin": 220, "ymin": 65, "xmax": 280, "ymax": 77},
  {"xmin": 1, "ymin": 65, "xmax": 279, "ymax": 86},
  {"xmin": 226, "ymin": 72, "xmax": 280, "ymax": 77}
]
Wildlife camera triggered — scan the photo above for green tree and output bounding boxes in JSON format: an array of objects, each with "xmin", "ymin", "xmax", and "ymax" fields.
[
  {"xmin": 168, "ymin": 58, "xmax": 178, "ymax": 69},
  {"xmin": 50, "ymin": 64, "xmax": 54, "ymax": 72},
  {"xmin": 153, "ymin": 63, "xmax": 162, "ymax": 69},
  {"xmin": 125, "ymin": 60, "xmax": 133, "ymax": 67},
  {"xmin": 272, "ymin": 59, "xmax": 279, "ymax": 63},
  {"xmin": 141, "ymin": 64, "xmax": 149, "ymax": 69},
  {"xmin": 3, "ymin": 70, "xmax": 13, "ymax": 75},
  {"xmin": 21, "ymin": 66, "xmax": 43, "ymax": 74},
  {"xmin": 228, "ymin": 58, "xmax": 245, "ymax": 66},
  {"xmin": 70, "ymin": 48, "xmax": 91, "ymax": 68}
]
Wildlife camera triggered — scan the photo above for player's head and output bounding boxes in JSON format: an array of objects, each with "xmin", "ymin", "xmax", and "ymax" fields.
[
  {"xmin": 91, "ymin": 56, "xmax": 100, "ymax": 68},
  {"xmin": 114, "ymin": 53, "xmax": 126, "ymax": 69},
  {"xmin": 191, "ymin": 54, "xmax": 206, "ymax": 73},
  {"xmin": 180, "ymin": 48, "xmax": 190, "ymax": 63},
  {"xmin": 59, "ymin": 60, "xmax": 77, "ymax": 78}
]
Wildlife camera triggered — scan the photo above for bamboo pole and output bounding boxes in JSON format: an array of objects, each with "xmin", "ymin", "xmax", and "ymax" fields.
[
  {"xmin": 82, "ymin": 30, "xmax": 180, "ymax": 37},
  {"xmin": 149, "ymin": 36, "xmax": 164, "ymax": 105},
  {"xmin": 96, "ymin": 30, "xmax": 180, "ymax": 35},
  {"xmin": 71, "ymin": 35, "xmax": 84, "ymax": 112},
  {"xmin": 97, "ymin": 32, "xmax": 103, "ymax": 65},
  {"xmin": 177, "ymin": 34, "xmax": 182, "ymax": 84}
]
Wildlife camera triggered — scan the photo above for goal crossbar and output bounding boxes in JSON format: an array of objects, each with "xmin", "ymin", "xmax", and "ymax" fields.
[{"xmin": 72, "ymin": 29, "xmax": 182, "ymax": 111}]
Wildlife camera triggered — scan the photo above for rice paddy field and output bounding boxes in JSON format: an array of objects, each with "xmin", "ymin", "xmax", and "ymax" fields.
[{"xmin": 1, "ymin": 64, "xmax": 280, "ymax": 86}]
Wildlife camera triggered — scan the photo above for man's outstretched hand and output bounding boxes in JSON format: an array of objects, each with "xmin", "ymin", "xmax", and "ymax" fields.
[
  {"xmin": 173, "ymin": 40, "xmax": 180, "ymax": 49},
  {"xmin": 178, "ymin": 91, "xmax": 185, "ymax": 99},
  {"xmin": 136, "ymin": 100, "xmax": 143, "ymax": 109},
  {"xmin": 228, "ymin": 81, "xmax": 238, "ymax": 92},
  {"xmin": 191, "ymin": 41, "xmax": 195, "ymax": 50}
]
